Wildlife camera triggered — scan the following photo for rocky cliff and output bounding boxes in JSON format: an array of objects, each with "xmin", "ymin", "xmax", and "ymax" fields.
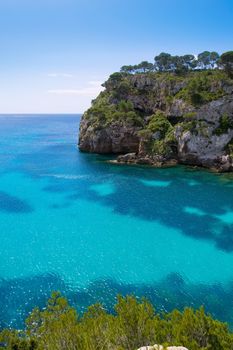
[{"xmin": 78, "ymin": 70, "xmax": 233, "ymax": 171}]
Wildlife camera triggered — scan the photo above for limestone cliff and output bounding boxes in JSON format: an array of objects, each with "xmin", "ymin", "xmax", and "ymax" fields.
[{"xmin": 78, "ymin": 70, "xmax": 233, "ymax": 171}]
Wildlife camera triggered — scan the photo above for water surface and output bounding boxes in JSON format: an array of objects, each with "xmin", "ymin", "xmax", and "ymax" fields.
[{"xmin": 0, "ymin": 115, "xmax": 233, "ymax": 328}]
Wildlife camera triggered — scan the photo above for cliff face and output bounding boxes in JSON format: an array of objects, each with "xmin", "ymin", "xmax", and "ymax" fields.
[{"xmin": 78, "ymin": 70, "xmax": 233, "ymax": 171}]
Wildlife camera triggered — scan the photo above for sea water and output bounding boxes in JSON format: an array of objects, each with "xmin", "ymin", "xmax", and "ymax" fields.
[{"xmin": 0, "ymin": 115, "xmax": 233, "ymax": 328}]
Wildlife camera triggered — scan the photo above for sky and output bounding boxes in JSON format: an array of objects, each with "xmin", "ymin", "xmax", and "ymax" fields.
[{"xmin": 0, "ymin": 0, "xmax": 232, "ymax": 114}]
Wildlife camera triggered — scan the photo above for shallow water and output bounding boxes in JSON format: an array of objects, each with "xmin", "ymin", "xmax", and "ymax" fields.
[{"xmin": 0, "ymin": 115, "xmax": 233, "ymax": 328}]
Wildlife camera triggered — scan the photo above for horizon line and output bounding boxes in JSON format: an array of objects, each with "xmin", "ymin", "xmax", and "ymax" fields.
[{"xmin": 0, "ymin": 113, "xmax": 83, "ymax": 116}]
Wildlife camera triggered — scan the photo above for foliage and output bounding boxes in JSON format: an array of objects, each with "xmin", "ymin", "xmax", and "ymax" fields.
[
  {"xmin": 147, "ymin": 112, "xmax": 172, "ymax": 137},
  {"xmin": 112, "ymin": 80, "xmax": 132, "ymax": 98},
  {"xmin": 85, "ymin": 93, "xmax": 144, "ymax": 129},
  {"xmin": 118, "ymin": 100, "xmax": 134, "ymax": 112},
  {"xmin": 220, "ymin": 51, "xmax": 233, "ymax": 78},
  {"xmin": 183, "ymin": 112, "xmax": 197, "ymax": 119},
  {"xmin": 214, "ymin": 114, "xmax": 233, "ymax": 135},
  {"xmin": 154, "ymin": 53, "xmax": 197, "ymax": 73},
  {"xmin": 151, "ymin": 139, "xmax": 171, "ymax": 156},
  {"xmin": 177, "ymin": 120, "xmax": 197, "ymax": 133},
  {"xmin": 137, "ymin": 112, "xmax": 177, "ymax": 157},
  {"xmin": 1, "ymin": 292, "xmax": 233, "ymax": 350},
  {"xmin": 151, "ymin": 130, "xmax": 177, "ymax": 157},
  {"xmin": 226, "ymin": 139, "xmax": 233, "ymax": 158},
  {"xmin": 176, "ymin": 71, "xmax": 226, "ymax": 106},
  {"xmin": 197, "ymin": 51, "xmax": 220, "ymax": 69},
  {"xmin": 137, "ymin": 129, "xmax": 153, "ymax": 139},
  {"xmin": 121, "ymin": 61, "xmax": 154, "ymax": 74},
  {"xmin": 111, "ymin": 110, "xmax": 144, "ymax": 127},
  {"xmin": 119, "ymin": 50, "xmax": 225, "ymax": 75},
  {"xmin": 118, "ymin": 50, "xmax": 233, "ymax": 76},
  {"xmin": 137, "ymin": 61, "xmax": 154, "ymax": 73},
  {"xmin": 107, "ymin": 72, "xmax": 126, "ymax": 83},
  {"xmin": 84, "ymin": 57, "xmax": 233, "ymax": 142},
  {"xmin": 120, "ymin": 65, "xmax": 136, "ymax": 74}
]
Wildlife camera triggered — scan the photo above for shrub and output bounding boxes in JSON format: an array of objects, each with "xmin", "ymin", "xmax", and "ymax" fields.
[
  {"xmin": 220, "ymin": 51, "xmax": 233, "ymax": 78},
  {"xmin": 214, "ymin": 114, "xmax": 233, "ymax": 135},
  {"xmin": 1, "ymin": 293, "xmax": 233, "ymax": 350},
  {"xmin": 118, "ymin": 100, "xmax": 134, "ymax": 112},
  {"xmin": 176, "ymin": 71, "xmax": 226, "ymax": 106},
  {"xmin": 184, "ymin": 112, "xmax": 197, "ymax": 119},
  {"xmin": 147, "ymin": 112, "xmax": 172, "ymax": 137}
]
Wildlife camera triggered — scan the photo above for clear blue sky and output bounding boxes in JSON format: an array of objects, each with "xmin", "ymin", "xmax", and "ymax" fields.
[{"xmin": 0, "ymin": 0, "xmax": 232, "ymax": 113}]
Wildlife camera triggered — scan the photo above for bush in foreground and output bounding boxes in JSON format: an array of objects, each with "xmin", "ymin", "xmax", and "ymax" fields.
[{"xmin": 0, "ymin": 292, "xmax": 233, "ymax": 350}]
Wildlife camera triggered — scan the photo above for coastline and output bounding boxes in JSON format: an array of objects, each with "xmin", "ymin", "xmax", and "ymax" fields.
[{"xmin": 107, "ymin": 154, "xmax": 232, "ymax": 173}]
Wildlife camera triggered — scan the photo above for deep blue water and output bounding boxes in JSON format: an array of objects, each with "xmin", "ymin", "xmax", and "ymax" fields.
[{"xmin": 0, "ymin": 115, "xmax": 233, "ymax": 328}]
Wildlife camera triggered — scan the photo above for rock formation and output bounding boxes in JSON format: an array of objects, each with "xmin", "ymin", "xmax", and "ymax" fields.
[{"xmin": 79, "ymin": 70, "xmax": 233, "ymax": 171}]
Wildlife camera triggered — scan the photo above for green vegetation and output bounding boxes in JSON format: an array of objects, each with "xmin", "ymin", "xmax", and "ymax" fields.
[
  {"xmin": 147, "ymin": 112, "xmax": 172, "ymax": 136},
  {"xmin": 81, "ymin": 52, "xmax": 233, "ymax": 162},
  {"xmin": 1, "ymin": 292, "xmax": 233, "ymax": 350},
  {"xmin": 226, "ymin": 139, "xmax": 233, "ymax": 158},
  {"xmin": 175, "ymin": 70, "xmax": 226, "ymax": 106},
  {"xmin": 154, "ymin": 53, "xmax": 196, "ymax": 74},
  {"xmin": 220, "ymin": 51, "xmax": 233, "ymax": 78},
  {"xmin": 84, "ymin": 94, "xmax": 144, "ymax": 129},
  {"xmin": 120, "ymin": 51, "xmax": 224, "ymax": 75},
  {"xmin": 197, "ymin": 51, "xmax": 220, "ymax": 70},
  {"xmin": 85, "ymin": 64, "xmax": 232, "ymax": 133},
  {"xmin": 119, "ymin": 50, "xmax": 232, "ymax": 77},
  {"xmin": 214, "ymin": 114, "xmax": 233, "ymax": 135},
  {"xmin": 121, "ymin": 61, "xmax": 154, "ymax": 74},
  {"xmin": 183, "ymin": 112, "xmax": 197, "ymax": 119},
  {"xmin": 177, "ymin": 120, "xmax": 197, "ymax": 133},
  {"xmin": 137, "ymin": 112, "xmax": 177, "ymax": 157}
]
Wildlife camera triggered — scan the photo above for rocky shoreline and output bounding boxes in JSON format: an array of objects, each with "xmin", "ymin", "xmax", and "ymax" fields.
[
  {"xmin": 79, "ymin": 70, "xmax": 233, "ymax": 172},
  {"xmin": 111, "ymin": 151, "xmax": 232, "ymax": 172}
]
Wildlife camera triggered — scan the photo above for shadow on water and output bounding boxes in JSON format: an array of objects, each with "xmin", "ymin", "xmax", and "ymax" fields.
[
  {"xmin": 0, "ymin": 274, "xmax": 66, "ymax": 329},
  {"xmin": 70, "ymin": 274, "xmax": 233, "ymax": 327},
  {"xmin": 20, "ymin": 144, "xmax": 232, "ymax": 252},
  {"xmin": 1, "ymin": 273, "xmax": 233, "ymax": 329},
  {"xmin": 0, "ymin": 191, "xmax": 33, "ymax": 213},
  {"xmin": 57, "ymin": 159, "xmax": 233, "ymax": 253},
  {"xmin": 0, "ymin": 117, "xmax": 233, "ymax": 329}
]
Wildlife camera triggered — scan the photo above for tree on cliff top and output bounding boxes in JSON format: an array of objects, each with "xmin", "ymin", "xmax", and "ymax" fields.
[
  {"xmin": 154, "ymin": 53, "xmax": 197, "ymax": 73},
  {"xmin": 220, "ymin": 51, "xmax": 233, "ymax": 77},
  {"xmin": 119, "ymin": 50, "xmax": 231, "ymax": 75},
  {"xmin": 121, "ymin": 61, "xmax": 154, "ymax": 74},
  {"xmin": 197, "ymin": 51, "xmax": 220, "ymax": 69}
]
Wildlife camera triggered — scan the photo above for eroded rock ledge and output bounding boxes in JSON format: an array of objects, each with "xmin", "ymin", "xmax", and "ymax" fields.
[{"xmin": 79, "ymin": 70, "xmax": 233, "ymax": 172}]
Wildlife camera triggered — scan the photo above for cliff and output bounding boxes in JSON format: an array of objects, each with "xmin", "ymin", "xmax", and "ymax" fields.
[{"xmin": 78, "ymin": 70, "xmax": 233, "ymax": 171}]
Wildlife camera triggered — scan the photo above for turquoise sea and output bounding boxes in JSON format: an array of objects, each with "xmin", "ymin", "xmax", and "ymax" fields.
[{"xmin": 0, "ymin": 115, "xmax": 233, "ymax": 328}]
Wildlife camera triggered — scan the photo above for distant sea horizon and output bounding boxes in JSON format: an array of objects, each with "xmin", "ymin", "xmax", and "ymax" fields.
[{"xmin": 0, "ymin": 113, "xmax": 83, "ymax": 116}]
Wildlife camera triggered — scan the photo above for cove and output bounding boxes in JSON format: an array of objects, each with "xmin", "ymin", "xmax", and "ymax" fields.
[{"xmin": 0, "ymin": 115, "xmax": 233, "ymax": 328}]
